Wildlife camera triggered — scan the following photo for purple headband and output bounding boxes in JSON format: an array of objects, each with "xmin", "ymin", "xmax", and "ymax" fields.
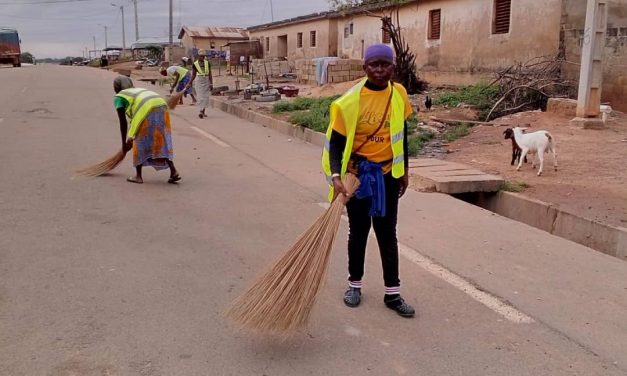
[{"xmin": 364, "ymin": 44, "xmax": 394, "ymax": 63}]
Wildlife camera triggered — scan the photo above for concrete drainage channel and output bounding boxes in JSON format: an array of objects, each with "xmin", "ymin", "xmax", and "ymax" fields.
[
  {"xmin": 209, "ymin": 98, "xmax": 627, "ymax": 262},
  {"xmin": 454, "ymin": 191, "xmax": 627, "ymax": 261}
]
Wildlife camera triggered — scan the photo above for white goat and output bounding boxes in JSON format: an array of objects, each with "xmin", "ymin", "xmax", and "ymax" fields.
[{"xmin": 511, "ymin": 127, "xmax": 557, "ymax": 176}]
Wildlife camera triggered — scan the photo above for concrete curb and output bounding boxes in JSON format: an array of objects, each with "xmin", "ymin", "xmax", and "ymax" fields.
[
  {"xmin": 477, "ymin": 191, "xmax": 627, "ymax": 261},
  {"xmin": 209, "ymin": 96, "xmax": 326, "ymax": 147},
  {"xmin": 209, "ymin": 95, "xmax": 627, "ymax": 261}
]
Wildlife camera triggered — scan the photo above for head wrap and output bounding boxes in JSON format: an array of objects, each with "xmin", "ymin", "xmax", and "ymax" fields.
[
  {"xmin": 113, "ymin": 75, "xmax": 134, "ymax": 93},
  {"xmin": 364, "ymin": 44, "xmax": 394, "ymax": 64}
]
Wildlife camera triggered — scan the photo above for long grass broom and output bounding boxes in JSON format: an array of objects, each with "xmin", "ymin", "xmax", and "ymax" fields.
[
  {"xmin": 226, "ymin": 173, "xmax": 359, "ymax": 336},
  {"xmin": 167, "ymin": 91, "xmax": 185, "ymax": 110},
  {"xmin": 75, "ymin": 149, "xmax": 127, "ymax": 177}
]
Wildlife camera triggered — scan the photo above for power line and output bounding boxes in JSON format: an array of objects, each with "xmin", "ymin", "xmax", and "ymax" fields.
[{"xmin": 0, "ymin": 0, "xmax": 97, "ymax": 4}]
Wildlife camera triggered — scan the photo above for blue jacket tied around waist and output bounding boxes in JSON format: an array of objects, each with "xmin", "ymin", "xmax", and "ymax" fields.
[{"xmin": 354, "ymin": 160, "xmax": 386, "ymax": 217}]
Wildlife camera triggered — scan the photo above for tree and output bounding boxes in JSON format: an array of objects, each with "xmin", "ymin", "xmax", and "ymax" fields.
[
  {"xmin": 20, "ymin": 52, "xmax": 34, "ymax": 64},
  {"xmin": 329, "ymin": 0, "xmax": 427, "ymax": 93},
  {"xmin": 145, "ymin": 45, "xmax": 164, "ymax": 61}
]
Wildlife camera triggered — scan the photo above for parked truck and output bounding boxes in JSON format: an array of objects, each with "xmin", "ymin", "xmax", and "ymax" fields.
[{"xmin": 0, "ymin": 28, "xmax": 21, "ymax": 67}]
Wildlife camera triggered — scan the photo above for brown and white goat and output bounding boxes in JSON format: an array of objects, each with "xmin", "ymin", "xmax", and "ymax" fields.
[{"xmin": 503, "ymin": 128, "xmax": 527, "ymax": 166}]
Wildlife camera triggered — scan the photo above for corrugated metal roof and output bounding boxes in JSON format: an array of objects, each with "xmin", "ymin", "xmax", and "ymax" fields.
[{"xmin": 178, "ymin": 26, "xmax": 248, "ymax": 40}]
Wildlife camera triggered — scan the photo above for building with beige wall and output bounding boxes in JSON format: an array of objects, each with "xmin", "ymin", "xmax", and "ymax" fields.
[
  {"xmin": 247, "ymin": 0, "xmax": 627, "ymax": 110},
  {"xmin": 247, "ymin": 12, "xmax": 338, "ymax": 60}
]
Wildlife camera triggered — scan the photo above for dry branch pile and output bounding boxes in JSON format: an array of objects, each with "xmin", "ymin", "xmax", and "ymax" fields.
[
  {"xmin": 381, "ymin": 11, "xmax": 428, "ymax": 94},
  {"xmin": 485, "ymin": 56, "xmax": 575, "ymax": 121}
]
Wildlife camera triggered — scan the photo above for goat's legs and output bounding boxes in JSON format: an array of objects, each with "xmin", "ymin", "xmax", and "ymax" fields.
[
  {"xmin": 516, "ymin": 148, "xmax": 529, "ymax": 171},
  {"xmin": 537, "ymin": 150, "xmax": 545, "ymax": 176},
  {"xmin": 551, "ymin": 146, "xmax": 558, "ymax": 171}
]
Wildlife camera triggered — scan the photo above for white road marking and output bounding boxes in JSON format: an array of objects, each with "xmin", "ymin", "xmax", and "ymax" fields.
[
  {"xmin": 0, "ymin": 118, "xmax": 4, "ymax": 124},
  {"xmin": 21, "ymin": 87, "xmax": 27, "ymax": 93},
  {"xmin": 190, "ymin": 126, "xmax": 230, "ymax": 148},
  {"xmin": 317, "ymin": 202, "xmax": 535, "ymax": 324}
]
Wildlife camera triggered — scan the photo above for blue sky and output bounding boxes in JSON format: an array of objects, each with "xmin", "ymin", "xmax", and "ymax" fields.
[{"xmin": 0, "ymin": 0, "xmax": 330, "ymax": 58}]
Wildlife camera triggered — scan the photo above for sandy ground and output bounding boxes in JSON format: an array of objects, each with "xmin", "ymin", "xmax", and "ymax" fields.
[{"xmin": 443, "ymin": 110, "xmax": 627, "ymax": 228}]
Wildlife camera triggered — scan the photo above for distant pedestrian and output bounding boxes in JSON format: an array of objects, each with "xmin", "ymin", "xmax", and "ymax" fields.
[
  {"xmin": 112, "ymin": 75, "xmax": 181, "ymax": 184},
  {"xmin": 160, "ymin": 65, "xmax": 196, "ymax": 105},
  {"xmin": 322, "ymin": 44, "xmax": 415, "ymax": 318},
  {"xmin": 185, "ymin": 49, "xmax": 213, "ymax": 119}
]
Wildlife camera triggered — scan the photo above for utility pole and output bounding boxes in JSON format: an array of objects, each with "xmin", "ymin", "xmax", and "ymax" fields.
[
  {"xmin": 168, "ymin": 0, "xmax": 173, "ymax": 63},
  {"xmin": 104, "ymin": 25, "xmax": 108, "ymax": 49},
  {"xmin": 133, "ymin": 0, "xmax": 139, "ymax": 41},
  {"xmin": 112, "ymin": 4, "xmax": 126, "ymax": 57},
  {"xmin": 270, "ymin": 0, "xmax": 274, "ymax": 22},
  {"xmin": 571, "ymin": 0, "xmax": 608, "ymax": 128},
  {"xmin": 93, "ymin": 36, "xmax": 96, "ymax": 56}
]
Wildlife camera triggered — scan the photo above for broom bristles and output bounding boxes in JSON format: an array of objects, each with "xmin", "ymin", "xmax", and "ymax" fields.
[
  {"xmin": 226, "ymin": 173, "xmax": 359, "ymax": 336},
  {"xmin": 167, "ymin": 91, "xmax": 185, "ymax": 110},
  {"xmin": 75, "ymin": 149, "xmax": 126, "ymax": 177}
]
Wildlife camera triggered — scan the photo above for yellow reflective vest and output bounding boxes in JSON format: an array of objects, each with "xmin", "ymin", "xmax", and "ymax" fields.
[
  {"xmin": 321, "ymin": 78, "xmax": 406, "ymax": 201},
  {"xmin": 173, "ymin": 66, "xmax": 188, "ymax": 84},
  {"xmin": 115, "ymin": 88, "xmax": 167, "ymax": 138},
  {"xmin": 193, "ymin": 59, "xmax": 210, "ymax": 76}
]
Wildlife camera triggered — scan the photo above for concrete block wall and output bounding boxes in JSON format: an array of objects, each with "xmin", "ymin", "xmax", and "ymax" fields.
[
  {"xmin": 295, "ymin": 58, "xmax": 364, "ymax": 85},
  {"xmin": 250, "ymin": 59, "xmax": 293, "ymax": 80}
]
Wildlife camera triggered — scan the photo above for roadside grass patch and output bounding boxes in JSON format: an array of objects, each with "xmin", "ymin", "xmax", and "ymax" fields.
[
  {"xmin": 407, "ymin": 131, "xmax": 435, "ymax": 156},
  {"xmin": 434, "ymin": 83, "xmax": 500, "ymax": 118},
  {"xmin": 501, "ymin": 180, "xmax": 530, "ymax": 192},
  {"xmin": 279, "ymin": 96, "xmax": 339, "ymax": 132},
  {"xmin": 445, "ymin": 122, "xmax": 471, "ymax": 142},
  {"xmin": 272, "ymin": 97, "xmax": 326, "ymax": 113}
]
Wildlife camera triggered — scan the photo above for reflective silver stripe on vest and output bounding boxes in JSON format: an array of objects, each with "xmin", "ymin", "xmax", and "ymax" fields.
[
  {"xmin": 326, "ymin": 175, "xmax": 333, "ymax": 184},
  {"xmin": 323, "ymin": 139, "xmax": 330, "ymax": 152},
  {"xmin": 125, "ymin": 89, "xmax": 148, "ymax": 98},
  {"xmin": 391, "ymin": 130, "xmax": 404, "ymax": 144},
  {"xmin": 134, "ymin": 94, "xmax": 163, "ymax": 112},
  {"xmin": 393, "ymin": 155, "xmax": 404, "ymax": 164}
]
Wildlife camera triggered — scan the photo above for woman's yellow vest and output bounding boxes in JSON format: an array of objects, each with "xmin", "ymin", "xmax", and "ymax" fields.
[
  {"xmin": 115, "ymin": 88, "xmax": 167, "ymax": 138},
  {"xmin": 193, "ymin": 60, "xmax": 210, "ymax": 76},
  {"xmin": 321, "ymin": 78, "xmax": 406, "ymax": 201},
  {"xmin": 174, "ymin": 66, "xmax": 189, "ymax": 84}
]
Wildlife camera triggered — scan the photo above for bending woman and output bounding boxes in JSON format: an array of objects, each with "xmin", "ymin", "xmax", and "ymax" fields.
[{"xmin": 113, "ymin": 75, "xmax": 181, "ymax": 184}]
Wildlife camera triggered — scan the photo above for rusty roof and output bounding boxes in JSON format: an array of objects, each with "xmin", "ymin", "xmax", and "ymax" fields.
[{"xmin": 178, "ymin": 26, "xmax": 249, "ymax": 40}]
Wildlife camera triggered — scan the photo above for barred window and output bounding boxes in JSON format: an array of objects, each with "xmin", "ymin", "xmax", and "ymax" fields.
[
  {"xmin": 493, "ymin": 0, "xmax": 511, "ymax": 34},
  {"xmin": 428, "ymin": 9, "xmax": 441, "ymax": 40}
]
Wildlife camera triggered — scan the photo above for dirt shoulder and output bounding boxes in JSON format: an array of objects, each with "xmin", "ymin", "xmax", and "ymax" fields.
[{"xmin": 443, "ymin": 110, "xmax": 627, "ymax": 228}]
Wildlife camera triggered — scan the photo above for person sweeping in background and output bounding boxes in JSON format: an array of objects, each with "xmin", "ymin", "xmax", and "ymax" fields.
[
  {"xmin": 113, "ymin": 75, "xmax": 181, "ymax": 184},
  {"xmin": 184, "ymin": 49, "xmax": 213, "ymax": 119},
  {"xmin": 160, "ymin": 65, "xmax": 196, "ymax": 105},
  {"xmin": 322, "ymin": 44, "xmax": 415, "ymax": 318}
]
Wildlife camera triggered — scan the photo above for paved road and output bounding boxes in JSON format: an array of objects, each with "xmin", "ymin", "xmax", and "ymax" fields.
[{"xmin": 1, "ymin": 65, "xmax": 626, "ymax": 376}]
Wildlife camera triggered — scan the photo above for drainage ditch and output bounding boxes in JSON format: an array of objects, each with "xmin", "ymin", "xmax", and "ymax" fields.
[{"xmin": 453, "ymin": 191, "xmax": 627, "ymax": 261}]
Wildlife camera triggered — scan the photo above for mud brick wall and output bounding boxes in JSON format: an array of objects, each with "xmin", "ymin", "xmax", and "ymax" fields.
[{"xmin": 296, "ymin": 58, "xmax": 364, "ymax": 85}]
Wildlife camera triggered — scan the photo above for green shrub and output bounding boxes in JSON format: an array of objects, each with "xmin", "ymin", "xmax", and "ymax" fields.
[
  {"xmin": 286, "ymin": 95, "xmax": 340, "ymax": 132},
  {"xmin": 445, "ymin": 123, "xmax": 470, "ymax": 142},
  {"xmin": 500, "ymin": 181, "xmax": 530, "ymax": 192},
  {"xmin": 407, "ymin": 131, "xmax": 434, "ymax": 156},
  {"xmin": 406, "ymin": 113, "xmax": 420, "ymax": 134},
  {"xmin": 272, "ymin": 96, "xmax": 325, "ymax": 113},
  {"xmin": 434, "ymin": 83, "xmax": 500, "ymax": 117}
]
